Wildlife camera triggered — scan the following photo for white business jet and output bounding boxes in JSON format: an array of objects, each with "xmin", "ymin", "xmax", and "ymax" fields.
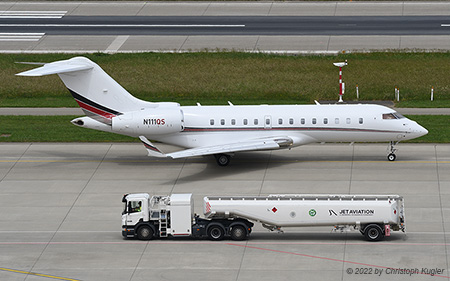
[{"xmin": 17, "ymin": 57, "xmax": 428, "ymax": 166}]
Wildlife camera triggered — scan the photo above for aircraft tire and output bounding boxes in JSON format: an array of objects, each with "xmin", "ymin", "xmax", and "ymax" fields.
[
  {"xmin": 388, "ymin": 153, "xmax": 396, "ymax": 161},
  {"xmin": 215, "ymin": 154, "xmax": 231, "ymax": 166}
]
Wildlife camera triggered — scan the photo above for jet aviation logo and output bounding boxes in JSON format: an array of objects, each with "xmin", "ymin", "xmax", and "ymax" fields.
[
  {"xmin": 339, "ymin": 209, "xmax": 374, "ymax": 216},
  {"xmin": 309, "ymin": 209, "xmax": 316, "ymax": 217},
  {"xmin": 329, "ymin": 209, "xmax": 374, "ymax": 216},
  {"xmin": 329, "ymin": 210, "xmax": 338, "ymax": 216}
]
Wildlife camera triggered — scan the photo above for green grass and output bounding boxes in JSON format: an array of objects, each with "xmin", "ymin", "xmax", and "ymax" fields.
[
  {"xmin": 0, "ymin": 115, "xmax": 447, "ymax": 143},
  {"xmin": 404, "ymin": 115, "xmax": 450, "ymax": 143},
  {"xmin": 3, "ymin": 52, "xmax": 450, "ymax": 107},
  {"xmin": 0, "ymin": 116, "xmax": 135, "ymax": 142}
]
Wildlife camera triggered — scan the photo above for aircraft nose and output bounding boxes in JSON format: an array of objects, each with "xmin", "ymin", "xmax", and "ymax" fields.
[{"xmin": 413, "ymin": 123, "xmax": 428, "ymax": 137}]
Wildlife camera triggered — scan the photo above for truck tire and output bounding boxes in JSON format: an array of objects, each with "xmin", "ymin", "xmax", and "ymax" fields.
[
  {"xmin": 208, "ymin": 225, "xmax": 225, "ymax": 241},
  {"xmin": 363, "ymin": 224, "xmax": 384, "ymax": 241},
  {"xmin": 137, "ymin": 225, "xmax": 154, "ymax": 240},
  {"xmin": 230, "ymin": 225, "xmax": 247, "ymax": 241}
]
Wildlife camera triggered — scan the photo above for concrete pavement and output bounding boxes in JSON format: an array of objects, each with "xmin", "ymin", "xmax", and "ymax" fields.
[
  {"xmin": 0, "ymin": 142, "xmax": 449, "ymax": 280},
  {"xmin": 3, "ymin": 2, "xmax": 450, "ymax": 53}
]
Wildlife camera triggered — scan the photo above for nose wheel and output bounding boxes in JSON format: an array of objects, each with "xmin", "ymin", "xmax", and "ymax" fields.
[
  {"xmin": 387, "ymin": 141, "xmax": 399, "ymax": 161},
  {"xmin": 388, "ymin": 153, "xmax": 396, "ymax": 161}
]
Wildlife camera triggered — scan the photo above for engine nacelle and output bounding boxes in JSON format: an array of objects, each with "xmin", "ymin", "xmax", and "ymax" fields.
[{"xmin": 112, "ymin": 108, "xmax": 183, "ymax": 136}]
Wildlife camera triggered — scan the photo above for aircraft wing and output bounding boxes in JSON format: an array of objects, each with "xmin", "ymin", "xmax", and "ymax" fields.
[{"xmin": 139, "ymin": 136, "xmax": 293, "ymax": 159}]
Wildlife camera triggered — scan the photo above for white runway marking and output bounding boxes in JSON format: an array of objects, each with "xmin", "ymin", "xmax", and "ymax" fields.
[
  {"xmin": 0, "ymin": 33, "xmax": 45, "ymax": 41},
  {"xmin": 0, "ymin": 24, "xmax": 246, "ymax": 28},
  {"xmin": 0, "ymin": 11, "xmax": 66, "ymax": 19}
]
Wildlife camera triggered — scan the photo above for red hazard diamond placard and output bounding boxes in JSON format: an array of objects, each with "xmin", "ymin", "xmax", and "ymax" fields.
[{"xmin": 272, "ymin": 207, "xmax": 277, "ymax": 213}]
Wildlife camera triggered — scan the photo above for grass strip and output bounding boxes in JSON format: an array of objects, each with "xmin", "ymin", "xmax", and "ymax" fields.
[
  {"xmin": 2, "ymin": 52, "xmax": 450, "ymax": 108},
  {"xmin": 0, "ymin": 115, "xmax": 447, "ymax": 143}
]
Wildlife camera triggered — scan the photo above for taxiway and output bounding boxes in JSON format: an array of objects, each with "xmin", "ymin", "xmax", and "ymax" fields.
[{"xmin": 0, "ymin": 142, "xmax": 449, "ymax": 280}]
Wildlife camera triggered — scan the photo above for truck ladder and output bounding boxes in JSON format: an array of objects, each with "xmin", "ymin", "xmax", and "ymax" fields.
[{"xmin": 159, "ymin": 209, "xmax": 168, "ymax": 238}]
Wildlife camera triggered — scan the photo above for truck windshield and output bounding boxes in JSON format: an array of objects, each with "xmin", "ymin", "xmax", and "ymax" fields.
[{"xmin": 128, "ymin": 201, "xmax": 142, "ymax": 213}]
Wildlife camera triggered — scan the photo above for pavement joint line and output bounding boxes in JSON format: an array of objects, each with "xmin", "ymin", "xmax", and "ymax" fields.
[
  {"xmin": 0, "ymin": 267, "xmax": 80, "ymax": 281},
  {"xmin": 227, "ymin": 243, "xmax": 450, "ymax": 279},
  {"xmin": 24, "ymin": 144, "xmax": 113, "ymax": 279},
  {"xmin": 435, "ymin": 145, "xmax": 450, "ymax": 277}
]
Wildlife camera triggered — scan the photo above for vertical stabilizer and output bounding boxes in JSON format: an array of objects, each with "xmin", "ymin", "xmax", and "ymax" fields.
[{"xmin": 17, "ymin": 57, "xmax": 155, "ymax": 124}]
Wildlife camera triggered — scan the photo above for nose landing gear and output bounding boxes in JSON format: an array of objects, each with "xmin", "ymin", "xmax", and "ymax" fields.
[{"xmin": 387, "ymin": 141, "xmax": 399, "ymax": 161}]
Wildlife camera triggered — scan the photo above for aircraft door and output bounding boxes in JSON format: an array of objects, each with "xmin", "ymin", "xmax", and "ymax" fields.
[
  {"xmin": 264, "ymin": 115, "xmax": 272, "ymax": 129},
  {"xmin": 180, "ymin": 109, "xmax": 185, "ymax": 131}
]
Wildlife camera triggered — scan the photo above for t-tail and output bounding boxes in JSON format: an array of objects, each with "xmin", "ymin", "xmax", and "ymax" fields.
[{"xmin": 16, "ymin": 57, "xmax": 177, "ymax": 125}]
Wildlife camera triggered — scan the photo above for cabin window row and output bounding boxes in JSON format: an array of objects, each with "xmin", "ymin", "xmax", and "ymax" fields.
[{"xmin": 209, "ymin": 118, "xmax": 364, "ymax": 126}]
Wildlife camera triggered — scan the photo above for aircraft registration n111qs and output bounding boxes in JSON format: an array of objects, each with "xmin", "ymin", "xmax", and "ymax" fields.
[{"xmin": 17, "ymin": 57, "xmax": 428, "ymax": 166}]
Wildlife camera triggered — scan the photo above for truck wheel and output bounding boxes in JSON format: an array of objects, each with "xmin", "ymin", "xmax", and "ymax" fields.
[
  {"xmin": 208, "ymin": 225, "xmax": 225, "ymax": 241},
  {"xmin": 137, "ymin": 225, "xmax": 153, "ymax": 240},
  {"xmin": 230, "ymin": 225, "xmax": 247, "ymax": 241},
  {"xmin": 364, "ymin": 224, "xmax": 384, "ymax": 241}
]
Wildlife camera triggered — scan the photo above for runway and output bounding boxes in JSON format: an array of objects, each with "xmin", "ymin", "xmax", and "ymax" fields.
[
  {"xmin": 0, "ymin": 142, "xmax": 449, "ymax": 280},
  {"xmin": 3, "ymin": 1, "xmax": 450, "ymax": 53},
  {"xmin": 3, "ymin": 16, "xmax": 450, "ymax": 36}
]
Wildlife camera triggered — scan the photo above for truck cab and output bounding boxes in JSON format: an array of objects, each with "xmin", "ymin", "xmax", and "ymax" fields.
[{"xmin": 122, "ymin": 193, "xmax": 253, "ymax": 241}]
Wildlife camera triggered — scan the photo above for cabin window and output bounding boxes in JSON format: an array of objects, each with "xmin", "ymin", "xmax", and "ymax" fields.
[
  {"xmin": 323, "ymin": 118, "xmax": 328, "ymax": 124},
  {"xmin": 210, "ymin": 119, "xmax": 214, "ymax": 126},
  {"xmin": 254, "ymin": 119, "xmax": 259, "ymax": 125},
  {"xmin": 231, "ymin": 119, "xmax": 236, "ymax": 125},
  {"xmin": 289, "ymin": 118, "xmax": 294, "ymax": 125},
  {"xmin": 301, "ymin": 118, "xmax": 305, "ymax": 125},
  {"xmin": 221, "ymin": 119, "xmax": 225, "ymax": 125},
  {"xmin": 266, "ymin": 118, "xmax": 270, "ymax": 125},
  {"xmin": 243, "ymin": 119, "xmax": 248, "ymax": 125},
  {"xmin": 278, "ymin": 118, "xmax": 283, "ymax": 125},
  {"xmin": 335, "ymin": 118, "xmax": 339, "ymax": 124},
  {"xmin": 312, "ymin": 118, "xmax": 317, "ymax": 125},
  {"xmin": 346, "ymin": 118, "xmax": 351, "ymax": 124},
  {"xmin": 359, "ymin": 118, "xmax": 364, "ymax": 124}
]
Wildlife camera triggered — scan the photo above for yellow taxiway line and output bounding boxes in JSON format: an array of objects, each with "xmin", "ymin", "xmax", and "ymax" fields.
[{"xmin": 0, "ymin": 267, "xmax": 80, "ymax": 281}]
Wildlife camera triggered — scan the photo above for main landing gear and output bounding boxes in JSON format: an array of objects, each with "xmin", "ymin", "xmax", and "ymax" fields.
[
  {"xmin": 387, "ymin": 141, "xmax": 399, "ymax": 161},
  {"xmin": 214, "ymin": 154, "xmax": 231, "ymax": 166}
]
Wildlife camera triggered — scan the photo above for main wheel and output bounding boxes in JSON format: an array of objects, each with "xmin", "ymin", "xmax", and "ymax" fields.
[
  {"xmin": 230, "ymin": 225, "xmax": 247, "ymax": 241},
  {"xmin": 207, "ymin": 225, "xmax": 225, "ymax": 241},
  {"xmin": 215, "ymin": 154, "xmax": 231, "ymax": 166},
  {"xmin": 363, "ymin": 224, "xmax": 384, "ymax": 241},
  {"xmin": 388, "ymin": 153, "xmax": 396, "ymax": 161},
  {"xmin": 137, "ymin": 225, "xmax": 154, "ymax": 240}
]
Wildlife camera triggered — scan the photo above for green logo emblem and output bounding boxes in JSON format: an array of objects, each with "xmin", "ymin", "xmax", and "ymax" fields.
[{"xmin": 309, "ymin": 209, "xmax": 316, "ymax": 217}]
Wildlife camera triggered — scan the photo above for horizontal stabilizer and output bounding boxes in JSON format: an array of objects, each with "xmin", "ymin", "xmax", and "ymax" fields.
[
  {"xmin": 16, "ymin": 59, "xmax": 93, "ymax": 77},
  {"xmin": 139, "ymin": 136, "xmax": 167, "ymax": 158}
]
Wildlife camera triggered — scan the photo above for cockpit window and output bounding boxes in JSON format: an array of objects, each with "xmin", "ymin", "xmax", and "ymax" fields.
[{"xmin": 383, "ymin": 113, "xmax": 405, "ymax": 120}]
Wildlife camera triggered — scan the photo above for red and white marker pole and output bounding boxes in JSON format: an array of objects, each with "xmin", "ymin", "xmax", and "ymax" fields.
[{"xmin": 333, "ymin": 60, "xmax": 348, "ymax": 103}]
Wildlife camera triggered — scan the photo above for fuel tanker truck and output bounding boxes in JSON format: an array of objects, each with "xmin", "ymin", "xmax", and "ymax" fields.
[{"xmin": 122, "ymin": 193, "xmax": 405, "ymax": 242}]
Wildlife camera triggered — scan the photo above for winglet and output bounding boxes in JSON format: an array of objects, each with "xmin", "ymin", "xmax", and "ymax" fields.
[{"xmin": 139, "ymin": 136, "xmax": 167, "ymax": 158}]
